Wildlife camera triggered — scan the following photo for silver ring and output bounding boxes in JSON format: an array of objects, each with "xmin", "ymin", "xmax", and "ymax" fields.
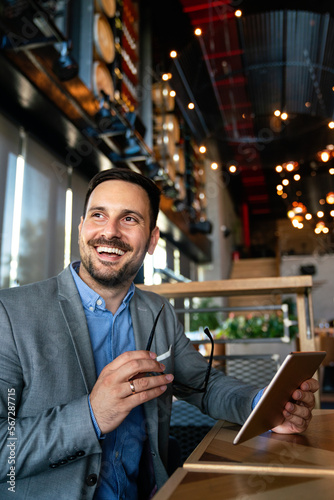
[{"xmin": 129, "ymin": 380, "xmax": 136, "ymax": 395}]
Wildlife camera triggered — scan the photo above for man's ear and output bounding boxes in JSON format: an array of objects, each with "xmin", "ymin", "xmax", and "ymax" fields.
[
  {"xmin": 147, "ymin": 226, "xmax": 160, "ymax": 255},
  {"xmin": 78, "ymin": 216, "xmax": 84, "ymax": 235}
]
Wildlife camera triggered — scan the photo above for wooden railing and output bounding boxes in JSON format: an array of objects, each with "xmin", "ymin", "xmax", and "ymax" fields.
[
  {"xmin": 138, "ymin": 275, "xmax": 315, "ymax": 351},
  {"xmin": 138, "ymin": 275, "xmax": 320, "ymax": 407}
]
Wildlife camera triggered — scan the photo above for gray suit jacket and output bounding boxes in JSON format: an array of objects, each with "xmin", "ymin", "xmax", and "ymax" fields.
[{"xmin": 0, "ymin": 267, "xmax": 259, "ymax": 499}]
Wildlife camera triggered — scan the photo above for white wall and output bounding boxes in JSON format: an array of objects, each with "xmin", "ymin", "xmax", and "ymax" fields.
[
  {"xmin": 199, "ymin": 161, "xmax": 241, "ymax": 282},
  {"xmin": 281, "ymin": 254, "xmax": 334, "ymax": 326}
]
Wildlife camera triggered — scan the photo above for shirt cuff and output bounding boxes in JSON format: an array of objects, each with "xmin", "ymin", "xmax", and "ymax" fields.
[
  {"xmin": 252, "ymin": 388, "xmax": 265, "ymax": 410},
  {"xmin": 88, "ymin": 395, "xmax": 105, "ymax": 440}
]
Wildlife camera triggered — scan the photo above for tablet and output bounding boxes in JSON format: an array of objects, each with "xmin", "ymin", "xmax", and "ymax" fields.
[{"xmin": 233, "ymin": 351, "xmax": 326, "ymax": 445}]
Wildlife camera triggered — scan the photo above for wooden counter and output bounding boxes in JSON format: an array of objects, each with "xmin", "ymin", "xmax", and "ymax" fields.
[{"xmin": 153, "ymin": 410, "xmax": 334, "ymax": 500}]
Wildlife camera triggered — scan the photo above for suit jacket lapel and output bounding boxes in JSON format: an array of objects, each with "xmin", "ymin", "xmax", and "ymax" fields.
[{"xmin": 57, "ymin": 268, "xmax": 97, "ymax": 393}]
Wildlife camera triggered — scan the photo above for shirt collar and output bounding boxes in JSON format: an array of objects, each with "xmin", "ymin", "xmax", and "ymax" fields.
[{"xmin": 70, "ymin": 261, "xmax": 135, "ymax": 312}]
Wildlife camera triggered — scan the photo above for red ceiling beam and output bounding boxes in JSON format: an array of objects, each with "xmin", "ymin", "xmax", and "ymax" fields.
[
  {"xmin": 204, "ymin": 49, "xmax": 243, "ymax": 60},
  {"xmin": 186, "ymin": 12, "xmax": 235, "ymax": 24},
  {"xmin": 183, "ymin": 1, "xmax": 231, "ymax": 13},
  {"xmin": 215, "ymin": 76, "xmax": 246, "ymax": 86}
]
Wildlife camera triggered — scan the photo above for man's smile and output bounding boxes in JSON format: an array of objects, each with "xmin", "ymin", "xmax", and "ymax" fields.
[{"xmin": 96, "ymin": 246, "xmax": 126, "ymax": 256}]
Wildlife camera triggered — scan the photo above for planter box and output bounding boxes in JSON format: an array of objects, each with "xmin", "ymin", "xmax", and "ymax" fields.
[
  {"xmin": 223, "ymin": 339, "xmax": 297, "ymax": 387},
  {"xmin": 226, "ymin": 339, "xmax": 296, "ymax": 361}
]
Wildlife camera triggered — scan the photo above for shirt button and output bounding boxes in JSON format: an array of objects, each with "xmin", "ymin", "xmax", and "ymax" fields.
[
  {"xmin": 85, "ymin": 473, "xmax": 97, "ymax": 486},
  {"xmin": 89, "ymin": 306, "xmax": 94, "ymax": 312},
  {"xmin": 96, "ymin": 299, "xmax": 102, "ymax": 306},
  {"xmin": 115, "ymin": 451, "xmax": 119, "ymax": 459}
]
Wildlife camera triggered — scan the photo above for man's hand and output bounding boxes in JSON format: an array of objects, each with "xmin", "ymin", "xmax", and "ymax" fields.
[
  {"xmin": 271, "ymin": 378, "xmax": 319, "ymax": 435},
  {"xmin": 90, "ymin": 350, "xmax": 174, "ymax": 434}
]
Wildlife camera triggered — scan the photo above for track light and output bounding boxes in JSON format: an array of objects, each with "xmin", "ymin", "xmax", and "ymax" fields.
[
  {"xmin": 53, "ymin": 41, "xmax": 78, "ymax": 81},
  {"xmin": 144, "ymin": 158, "xmax": 161, "ymax": 179},
  {"xmin": 189, "ymin": 220, "xmax": 213, "ymax": 234}
]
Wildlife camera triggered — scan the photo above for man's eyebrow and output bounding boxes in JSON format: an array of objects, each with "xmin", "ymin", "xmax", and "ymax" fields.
[
  {"xmin": 87, "ymin": 205, "xmax": 106, "ymax": 213},
  {"xmin": 88, "ymin": 206, "xmax": 145, "ymax": 221}
]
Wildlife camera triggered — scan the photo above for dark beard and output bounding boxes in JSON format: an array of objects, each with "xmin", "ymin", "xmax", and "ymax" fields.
[
  {"xmin": 80, "ymin": 236, "xmax": 149, "ymax": 289},
  {"xmin": 82, "ymin": 258, "xmax": 141, "ymax": 288}
]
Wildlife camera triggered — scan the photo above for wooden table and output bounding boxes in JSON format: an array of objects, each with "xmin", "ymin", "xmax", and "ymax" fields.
[{"xmin": 153, "ymin": 410, "xmax": 334, "ymax": 499}]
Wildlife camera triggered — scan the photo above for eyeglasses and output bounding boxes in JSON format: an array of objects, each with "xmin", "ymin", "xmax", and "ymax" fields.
[{"xmin": 146, "ymin": 304, "xmax": 214, "ymax": 395}]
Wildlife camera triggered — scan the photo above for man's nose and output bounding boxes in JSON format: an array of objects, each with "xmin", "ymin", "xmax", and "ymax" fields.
[{"xmin": 101, "ymin": 219, "xmax": 122, "ymax": 239}]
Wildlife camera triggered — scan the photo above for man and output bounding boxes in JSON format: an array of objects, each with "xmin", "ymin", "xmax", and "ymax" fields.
[{"xmin": 0, "ymin": 168, "xmax": 318, "ymax": 499}]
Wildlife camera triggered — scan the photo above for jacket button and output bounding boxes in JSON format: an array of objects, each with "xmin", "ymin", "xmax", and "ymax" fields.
[
  {"xmin": 76, "ymin": 450, "xmax": 85, "ymax": 457},
  {"xmin": 49, "ymin": 463, "xmax": 59, "ymax": 469},
  {"xmin": 85, "ymin": 473, "xmax": 97, "ymax": 486},
  {"xmin": 67, "ymin": 455, "xmax": 77, "ymax": 461}
]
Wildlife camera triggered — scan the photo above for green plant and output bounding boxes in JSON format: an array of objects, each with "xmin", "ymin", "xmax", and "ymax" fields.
[
  {"xmin": 217, "ymin": 306, "xmax": 297, "ymax": 340},
  {"xmin": 189, "ymin": 298, "xmax": 222, "ymax": 332}
]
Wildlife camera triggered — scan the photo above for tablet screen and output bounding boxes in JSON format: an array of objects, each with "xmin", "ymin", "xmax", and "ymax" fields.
[{"xmin": 233, "ymin": 351, "xmax": 326, "ymax": 445}]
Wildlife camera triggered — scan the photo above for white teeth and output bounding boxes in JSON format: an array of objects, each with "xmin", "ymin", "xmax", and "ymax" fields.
[{"xmin": 96, "ymin": 246, "xmax": 125, "ymax": 256}]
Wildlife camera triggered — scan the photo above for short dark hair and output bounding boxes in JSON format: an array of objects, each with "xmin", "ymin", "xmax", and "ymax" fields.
[{"xmin": 83, "ymin": 168, "xmax": 161, "ymax": 231}]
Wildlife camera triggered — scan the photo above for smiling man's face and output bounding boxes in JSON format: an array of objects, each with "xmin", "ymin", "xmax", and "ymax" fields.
[{"xmin": 78, "ymin": 179, "xmax": 159, "ymax": 290}]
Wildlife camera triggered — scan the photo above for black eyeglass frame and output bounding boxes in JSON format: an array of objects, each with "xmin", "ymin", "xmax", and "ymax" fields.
[
  {"xmin": 172, "ymin": 327, "xmax": 214, "ymax": 395},
  {"xmin": 145, "ymin": 304, "xmax": 214, "ymax": 396}
]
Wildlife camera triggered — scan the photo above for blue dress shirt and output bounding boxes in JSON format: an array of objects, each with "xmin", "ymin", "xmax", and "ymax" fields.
[{"xmin": 70, "ymin": 262, "xmax": 146, "ymax": 500}]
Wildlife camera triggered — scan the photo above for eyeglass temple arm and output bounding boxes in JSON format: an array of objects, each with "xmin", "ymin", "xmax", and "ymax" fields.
[{"xmin": 145, "ymin": 303, "xmax": 165, "ymax": 351}]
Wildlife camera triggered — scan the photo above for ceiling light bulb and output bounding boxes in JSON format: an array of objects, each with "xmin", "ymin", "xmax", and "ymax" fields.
[
  {"xmin": 281, "ymin": 112, "xmax": 288, "ymax": 120},
  {"xmin": 282, "ymin": 179, "xmax": 289, "ymax": 186},
  {"xmin": 170, "ymin": 50, "xmax": 177, "ymax": 58},
  {"xmin": 229, "ymin": 165, "xmax": 237, "ymax": 173},
  {"xmin": 199, "ymin": 146, "xmax": 206, "ymax": 153},
  {"xmin": 329, "ymin": 168, "xmax": 334, "ymax": 175},
  {"xmin": 320, "ymin": 150, "xmax": 330, "ymax": 162},
  {"xmin": 275, "ymin": 165, "xmax": 283, "ymax": 172},
  {"xmin": 305, "ymin": 213, "xmax": 312, "ymax": 220},
  {"xmin": 211, "ymin": 162, "xmax": 218, "ymax": 170},
  {"xmin": 188, "ymin": 102, "xmax": 195, "ymax": 109},
  {"xmin": 328, "ymin": 121, "xmax": 334, "ymax": 129},
  {"xmin": 162, "ymin": 73, "xmax": 169, "ymax": 81},
  {"xmin": 277, "ymin": 184, "xmax": 283, "ymax": 191},
  {"xmin": 286, "ymin": 162, "xmax": 294, "ymax": 171},
  {"xmin": 235, "ymin": 9, "xmax": 242, "ymax": 17},
  {"xmin": 169, "ymin": 90, "xmax": 176, "ymax": 97},
  {"xmin": 326, "ymin": 192, "xmax": 334, "ymax": 204},
  {"xmin": 317, "ymin": 211, "xmax": 324, "ymax": 218},
  {"xmin": 194, "ymin": 28, "xmax": 202, "ymax": 36},
  {"xmin": 274, "ymin": 110, "xmax": 281, "ymax": 117}
]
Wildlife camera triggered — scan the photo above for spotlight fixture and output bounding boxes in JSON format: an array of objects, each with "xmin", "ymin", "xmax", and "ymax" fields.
[
  {"xmin": 53, "ymin": 41, "xmax": 78, "ymax": 81},
  {"xmin": 94, "ymin": 92, "xmax": 121, "ymax": 132},
  {"xmin": 189, "ymin": 219, "xmax": 213, "ymax": 235},
  {"xmin": 221, "ymin": 225, "xmax": 231, "ymax": 238},
  {"xmin": 144, "ymin": 158, "xmax": 161, "ymax": 179}
]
